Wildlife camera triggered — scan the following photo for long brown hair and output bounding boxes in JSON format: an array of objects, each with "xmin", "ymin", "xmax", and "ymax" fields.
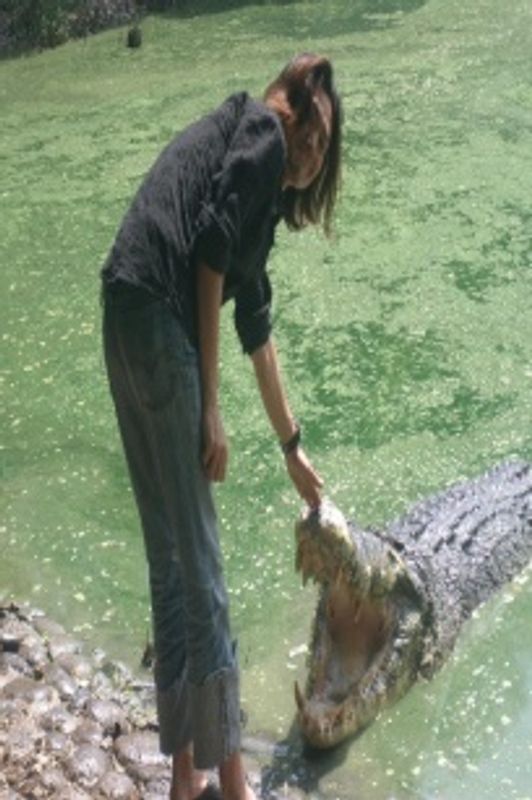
[{"xmin": 264, "ymin": 53, "xmax": 342, "ymax": 236}]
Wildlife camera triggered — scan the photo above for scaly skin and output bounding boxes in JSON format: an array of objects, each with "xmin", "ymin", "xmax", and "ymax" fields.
[{"xmin": 294, "ymin": 460, "xmax": 532, "ymax": 748}]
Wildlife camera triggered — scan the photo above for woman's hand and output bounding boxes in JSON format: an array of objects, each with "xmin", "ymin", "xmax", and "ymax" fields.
[
  {"xmin": 285, "ymin": 447, "xmax": 323, "ymax": 509},
  {"xmin": 202, "ymin": 404, "xmax": 229, "ymax": 482}
]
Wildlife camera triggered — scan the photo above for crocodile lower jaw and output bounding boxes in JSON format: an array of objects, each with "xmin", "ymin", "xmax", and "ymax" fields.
[{"xmin": 295, "ymin": 558, "xmax": 395, "ymax": 747}]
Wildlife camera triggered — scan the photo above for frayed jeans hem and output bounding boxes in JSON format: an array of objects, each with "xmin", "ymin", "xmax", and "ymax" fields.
[
  {"xmin": 190, "ymin": 662, "xmax": 241, "ymax": 770},
  {"xmin": 156, "ymin": 660, "xmax": 241, "ymax": 769}
]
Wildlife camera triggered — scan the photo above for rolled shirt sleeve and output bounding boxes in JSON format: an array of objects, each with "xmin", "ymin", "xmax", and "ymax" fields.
[{"xmin": 234, "ymin": 272, "xmax": 273, "ymax": 355}]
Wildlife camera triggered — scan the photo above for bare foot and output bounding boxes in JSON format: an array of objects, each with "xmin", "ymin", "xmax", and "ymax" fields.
[
  {"xmin": 219, "ymin": 751, "xmax": 258, "ymax": 800},
  {"xmin": 244, "ymin": 785, "xmax": 258, "ymax": 800},
  {"xmin": 171, "ymin": 743, "xmax": 209, "ymax": 800},
  {"xmin": 170, "ymin": 773, "xmax": 208, "ymax": 800}
]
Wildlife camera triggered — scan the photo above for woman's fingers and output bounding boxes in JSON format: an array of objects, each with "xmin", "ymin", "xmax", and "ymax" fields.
[
  {"xmin": 202, "ymin": 406, "xmax": 228, "ymax": 483},
  {"xmin": 211, "ymin": 447, "xmax": 227, "ymax": 483},
  {"xmin": 286, "ymin": 448, "xmax": 323, "ymax": 509},
  {"xmin": 203, "ymin": 440, "xmax": 228, "ymax": 482}
]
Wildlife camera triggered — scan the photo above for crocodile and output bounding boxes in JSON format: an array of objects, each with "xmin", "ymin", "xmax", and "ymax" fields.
[{"xmin": 294, "ymin": 459, "xmax": 532, "ymax": 748}]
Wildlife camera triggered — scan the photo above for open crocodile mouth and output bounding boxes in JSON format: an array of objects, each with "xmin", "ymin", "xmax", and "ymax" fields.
[{"xmin": 294, "ymin": 502, "xmax": 422, "ymax": 748}]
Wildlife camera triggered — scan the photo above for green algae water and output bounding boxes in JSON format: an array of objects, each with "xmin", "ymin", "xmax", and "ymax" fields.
[{"xmin": 1, "ymin": 1, "xmax": 532, "ymax": 797}]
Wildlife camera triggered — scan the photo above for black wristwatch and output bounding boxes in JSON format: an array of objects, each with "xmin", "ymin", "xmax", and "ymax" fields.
[{"xmin": 281, "ymin": 424, "xmax": 301, "ymax": 456}]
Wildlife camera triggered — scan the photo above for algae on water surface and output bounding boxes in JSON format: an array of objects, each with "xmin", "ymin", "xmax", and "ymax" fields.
[{"xmin": 1, "ymin": 1, "xmax": 532, "ymax": 797}]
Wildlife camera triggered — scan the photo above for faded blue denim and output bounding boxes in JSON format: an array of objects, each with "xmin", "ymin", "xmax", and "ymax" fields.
[{"xmin": 102, "ymin": 281, "xmax": 241, "ymax": 768}]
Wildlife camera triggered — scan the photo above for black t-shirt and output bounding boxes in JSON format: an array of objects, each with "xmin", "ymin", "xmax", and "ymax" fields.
[{"xmin": 101, "ymin": 92, "xmax": 286, "ymax": 354}]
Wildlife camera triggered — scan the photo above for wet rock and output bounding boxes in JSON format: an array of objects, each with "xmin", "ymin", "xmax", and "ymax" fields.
[
  {"xmin": 41, "ymin": 765, "xmax": 70, "ymax": 794},
  {"xmin": 0, "ymin": 604, "xmax": 178, "ymax": 798},
  {"xmin": 143, "ymin": 772, "xmax": 172, "ymax": 800},
  {"xmin": 2, "ymin": 675, "xmax": 35, "ymax": 699},
  {"xmin": 69, "ymin": 686, "xmax": 92, "ymax": 712},
  {"xmin": 0, "ymin": 697, "xmax": 19, "ymax": 722},
  {"xmin": 18, "ymin": 767, "xmax": 68, "ymax": 799},
  {"xmin": 142, "ymin": 780, "xmax": 175, "ymax": 800},
  {"xmin": 45, "ymin": 730, "xmax": 71, "ymax": 755},
  {"xmin": 3, "ymin": 718, "xmax": 44, "ymax": 764},
  {"xmin": 1, "ymin": 761, "xmax": 25, "ymax": 795},
  {"xmin": 144, "ymin": 789, "xmax": 171, "ymax": 799},
  {"xmin": 125, "ymin": 705, "xmax": 157, "ymax": 731},
  {"xmin": 2, "ymin": 617, "xmax": 43, "ymax": 647},
  {"xmin": 88, "ymin": 697, "xmax": 130, "ymax": 736},
  {"xmin": 1, "ymin": 650, "xmax": 33, "ymax": 677},
  {"xmin": 55, "ymin": 651, "xmax": 93, "ymax": 683},
  {"xmin": 0, "ymin": 662, "xmax": 20, "ymax": 689},
  {"xmin": 121, "ymin": 687, "xmax": 157, "ymax": 730},
  {"xmin": 2, "ymin": 675, "xmax": 59, "ymax": 714},
  {"xmin": 57, "ymin": 786, "xmax": 93, "ymax": 800},
  {"xmin": 41, "ymin": 704, "xmax": 78, "ymax": 735},
  {"xmin": 0, "ymin": 633, "xmax": 20, "ymax": 653},
  {"xmin": 47, "ymin": 633, "xmax": 82, "ymax": 661},
  {"xmin": 98, "ymin": 769, "xmax": 140, "ymax": 799},
  {"xmin": 144, "ymin": 775, "xmax": 172, "ymax": 797},
  {"xmin": 114, "ymin": 731, "xmax": 169, "ymax": 783},
  {"xmin": 34, "ymin": 615, "xmax": 67, "ymax": 639},
  {"xmin": 102, "ymin": 658, "xmax": 133, "ymax": 688},
  {"xmin": 19, "ymin": 641, "xmax": 49, "ymax": 670},
  {"xmin": 92, "ymin": 647, "xmax": 108, "ymax": 669},
  {"xmin": 91, "ymin": 668, "xmax": 113, "ymax": 698},
  {"xmin": 65, "ymin": 743, "xmax": 111, "ymax": 789},
  {"xmin": 73, "ymin": 718, "xmax": 105, "ymax": 747},
  {"xmin": 43, "ymin": 661, "xmax": 78, "ymax": 699},
  {"xmin": 2, "ymin": 619, "xmax": 48, "ymax": 671}
]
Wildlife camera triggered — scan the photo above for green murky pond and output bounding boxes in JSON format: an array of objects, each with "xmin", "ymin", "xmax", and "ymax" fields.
[{"xmin": 1, "ymin": 1, "xmax": 532, "ymax": 797}]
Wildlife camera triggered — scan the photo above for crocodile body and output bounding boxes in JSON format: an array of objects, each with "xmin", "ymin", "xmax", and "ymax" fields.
[{"xmin": 294, "ymin": 460, "xmax": 532, "ymax": 748}]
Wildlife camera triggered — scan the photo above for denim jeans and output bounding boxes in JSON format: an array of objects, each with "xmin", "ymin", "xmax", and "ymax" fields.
[{"xmin": 102, "ymin": 281, "xmax": 241, "ymax": 768}]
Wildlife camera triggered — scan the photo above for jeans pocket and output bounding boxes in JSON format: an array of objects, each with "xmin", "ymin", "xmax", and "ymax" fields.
[
  {"xmin": 134, "ymin": 347, "xmax": 181, "ymax": 411},
  {"xmin": 119, "ymin": 302, "xmax": 198, "ymax": 412}
]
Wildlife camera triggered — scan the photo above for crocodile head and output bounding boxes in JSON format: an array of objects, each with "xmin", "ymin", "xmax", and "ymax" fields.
[{"xmin": 294, "ymin": 501, "xmax": 428, "ymax": 748}]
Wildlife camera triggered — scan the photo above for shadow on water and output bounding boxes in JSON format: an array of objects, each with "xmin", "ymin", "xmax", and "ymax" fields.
[
  {"xmin": 154, "ymin": 0, "xmax": 429, "ymax": 38},
  {"xmin": 250, "ymin": 557, "xmax": 532, "ymax": 799},
  {"xmin": 247, "ymin": 720, "xmax": 358, "ymax": 799}
]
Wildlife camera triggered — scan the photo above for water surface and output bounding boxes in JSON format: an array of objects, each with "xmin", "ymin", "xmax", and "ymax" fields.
[{"xmin": 1, "ymin": 1, "xmax": 531, "ymax": 797}]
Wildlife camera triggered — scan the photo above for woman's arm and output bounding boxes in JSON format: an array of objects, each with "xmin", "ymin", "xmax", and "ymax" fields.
[
  {"xmin": 197, "ymin": 261, "xmax": 228, "ymax": 482},
  {"xmin": 251, "ymin": 338, "xmax": 323, "ymax": 508}
]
